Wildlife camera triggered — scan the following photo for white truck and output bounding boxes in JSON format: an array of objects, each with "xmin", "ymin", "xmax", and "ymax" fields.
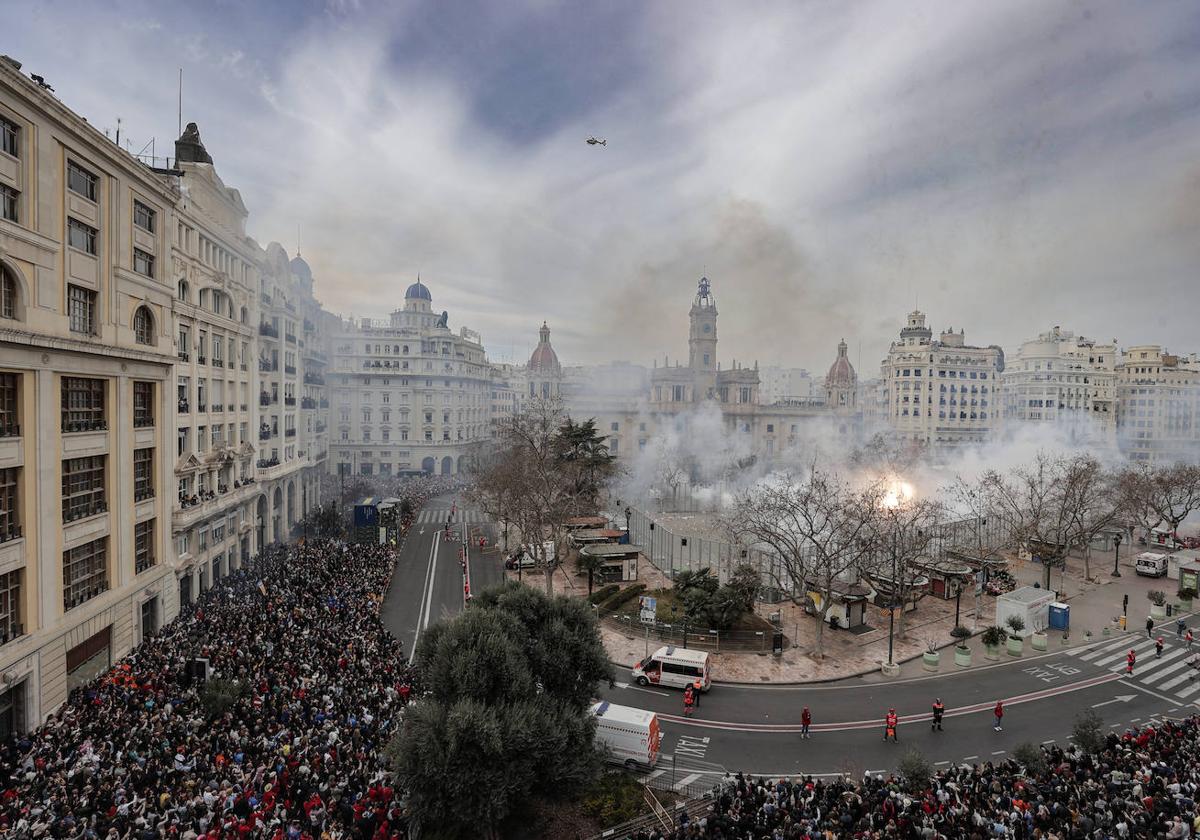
[{"xmin": 591, "ymin": 701, "xmax": 662, "ymax": 771}]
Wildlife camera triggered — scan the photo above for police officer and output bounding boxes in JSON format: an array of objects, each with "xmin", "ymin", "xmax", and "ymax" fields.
[{"xmin": 931, "ymin": 698, "xmax": 945, "ymax": 731}]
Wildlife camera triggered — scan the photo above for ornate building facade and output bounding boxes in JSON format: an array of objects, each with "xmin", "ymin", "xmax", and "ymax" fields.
[{"xmin": 327, "ymin": 280, "xmax": 492, "ymax": 478}]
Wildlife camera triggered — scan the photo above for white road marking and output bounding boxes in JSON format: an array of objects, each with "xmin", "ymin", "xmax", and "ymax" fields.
[
  {"xmin": 992, "ymin": 750, "xmax": 1006, "ymax": 755},
  {"xmin": 645, "ymin": 769, "xmax": 665, "ymax": 780},
  {"xmin": 674, "ymin": 772, "xmax": 703, "ymax": 790},
  {"xmin": 1041, "ymin": 739, "xmax": 1056, "ymax": 745},
  {"xmin": 963, "ymin": 755, "xmax": 978, "ymax": 761},
  {"xmin": 412, "ymin": 532, "xmax": 441, "ymax": 652},
  {"xmin": 613, "ymin": 681, "xmax": 670, "ymax": 697}
]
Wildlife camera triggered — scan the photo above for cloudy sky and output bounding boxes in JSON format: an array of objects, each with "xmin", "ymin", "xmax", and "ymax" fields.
[{"xmin": 9, "ymin": 1, "xmax": 1200, "ymax": 372}]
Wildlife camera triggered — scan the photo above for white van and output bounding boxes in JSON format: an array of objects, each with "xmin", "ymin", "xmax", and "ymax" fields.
[
  {"xmin": 504, "ymin": 541, "xmax": 556, "ymax": 570},
  {"xmin": 631, "ymin": 646, "xmax": 712, "ymax": 691},
  {"xmin": 1135, "ymin": 552, "xmax": 1169, "ymax": 578},
  {"xmin": 591, "ymin": 701, "xmax": 662, "ymax": 771}
]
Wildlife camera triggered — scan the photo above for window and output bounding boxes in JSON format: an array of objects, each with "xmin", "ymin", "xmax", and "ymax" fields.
[
  {"xmin": 610, "ymin": 422, "xmax": 619, "ymax": 431},
  {"xmin": 0, "ymin": 116, "xmax": 17, "ymax": 158},
  {"xmin": 133, "ymin": 380, "xmax": 154, "ymax": 427},
  {"xmin": 134, "ymin": 519, "xmax": 155, "ymax": 573},
  {"xmin": 62, "ymin": 455, "xmax": 106, "ymax": 521},
  {"xmin": 0, "ymin": 569, "xmax": 22, "ymax": 646},
  {"xmin": 0, "ymin": 185, "xmax": 16, "ymax": 223},
  {"xmin": 61, "ymin": 377, "xmax": 105, "ymax": 432},
  {"xmin": 68, "ymin": 218, "xmax": 97, "ymax": 255},
  {"xmin": 140, "ymin": 596, "xmax": 158, "ymax": 640},
  {"xmin": 63, "ymin": 537, "xmax": 109, "ymax": 611},
  {"xmin": 134, "ymin": 448, "xmax": 154, "ymax": 501},
  {"xmin": 133, "ymin": 306, "xmax": 153, "ymax": 344},
  {"xmin": 68, "ymin": 284, "xmax": 96, "ymax": 333},
  {"xmin": 133, "ymin": 248, "xmax": 154, "ymax": 278},
  {"xmin": 67, "ymin": 161, "xmax": 98, "ymax": 201},
  {"xmin": 0, "ymin": 468, "xmax": 18, "ymax": 543},
  {"xmin": 133, "ymin": 200, "xmax": 155, "ymax": 233},
  {"xmin": 0, "ymin": 265, "xmax": 16, "ymax": 318}
]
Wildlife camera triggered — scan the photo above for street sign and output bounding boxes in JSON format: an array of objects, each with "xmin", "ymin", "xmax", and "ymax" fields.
[{"xmin": 639, "ymin": 595, "xmax": 657, "ymax": 624}]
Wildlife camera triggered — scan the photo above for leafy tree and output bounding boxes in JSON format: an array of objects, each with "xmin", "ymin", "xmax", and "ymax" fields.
[
  {"xmin": 896, "ymin": 748, "xmax": 933, "ymax": 793},
  {"xmin": 198, "ymin": 677, "xmax": 244, "ymax": 719},
  {"xmin": 1071, "ymin": 709, "xmax": 1105, "ymax": 754},
  {"xmin": 576, "ymin": 549, "xmax": 606, "ymax": 596},
  {"xmin": 390, "ymin": 582, "xmax": 614, "ymax": 837},
  {"xmin": 1013, "ymin": 742, "xmax": 1047, "ymax": 775}
]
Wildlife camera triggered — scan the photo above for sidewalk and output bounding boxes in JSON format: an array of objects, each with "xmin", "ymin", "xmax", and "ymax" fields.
[{"xmin": 596, "ymin": 543, "xmax": 1180, "ymax": 684}]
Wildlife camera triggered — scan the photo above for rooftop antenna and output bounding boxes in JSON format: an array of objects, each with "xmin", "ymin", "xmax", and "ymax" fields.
[
  {"xmin": 115, "ymin": 117, "xmax": 121, "ymax": 147},
  {"xmin": 177, "ymin": 68, "xmax": 183, "ymax": 139}
]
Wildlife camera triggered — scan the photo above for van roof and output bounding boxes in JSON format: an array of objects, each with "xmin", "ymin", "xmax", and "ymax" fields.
[
  {"xmin": 591, "ymin": 701, "xmax": 656, "ymax": 727},
  {"xmin": 653, "ymin": 646, "xmax": 710, "ymax": 664}
]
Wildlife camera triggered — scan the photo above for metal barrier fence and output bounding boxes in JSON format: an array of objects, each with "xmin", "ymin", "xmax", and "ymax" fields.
[
  {"xmin": 604, "ymin": 613, "xmax": 789, "ymax": 652},
  {"xmin": 627, "ymin": 504, "xmax": 1013, "ymax": 601}
]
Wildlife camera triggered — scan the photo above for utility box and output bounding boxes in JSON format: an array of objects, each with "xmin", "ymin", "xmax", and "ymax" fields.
[
  {"xmin": 1048, "ymin": 602, "xmax": 1069, "ymax": 631},
  {"xmin": 995, "ymin": 586, "xmax": 1056, "ymax": 637}
]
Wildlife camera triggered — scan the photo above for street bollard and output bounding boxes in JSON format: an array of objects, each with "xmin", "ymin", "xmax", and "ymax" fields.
[{"xmin": 757, "ymin": 631, "xmax": 765, "ymax": 655}]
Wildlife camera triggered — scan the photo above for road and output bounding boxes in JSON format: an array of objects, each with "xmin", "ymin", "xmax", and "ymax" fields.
[
  {"xmin": 598, "ymin": 626, "xmax": 1200, "ymax": 785},
  {"xmin": 380, "ymin": 495, "xmax": 503, "ymax": 659}
]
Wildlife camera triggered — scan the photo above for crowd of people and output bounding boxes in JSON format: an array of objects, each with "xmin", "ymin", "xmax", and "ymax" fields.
[
  {"xmin": 628, "ymin": 716, "xmax": 1200, "ymax": 839},
  {"xmin": 0, "ymin": 539, "xmax": 418, "ymax": 839}
]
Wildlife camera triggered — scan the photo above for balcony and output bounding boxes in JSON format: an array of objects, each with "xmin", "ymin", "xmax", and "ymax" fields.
[
  {"xmin": 227, "ymin": 403, "xmax": 236, "ymax": 412},
  {"xmin": 257, "ymin": 457, "xmax": 280, "ymax": 469},
  {"xmin": 259, "ymin": 322, "xmax": 279, "ymax": 338},
  {"xmin": 285, "ymin": 428, "xmax": 296, "ymax": 438},
  {"xmin": 285, "ymin": 333, "xmax": 297, "ymax": 344},
  {"xmin": 133, "ymin": 414, "xmax": 155, "ymax": 428},
  {"xmin": 284, "ymin": 396, "xmax": 296, "ymax": 406},
  {"xmin": 304, "ymin": 318, "xmax": 314, "ymax": 332},
  {"xmin": 62, "ymin": 419, "xmax": 107, "ymax": 434},
  {"xmin": 259, "ymin": 359, "xmax": 278, "ymax": 372},
  {"xmin": 198, "ymin": 403, "xmax": 207, "ymax": 413},
  {"xmin": 0, "ymin": 622, "xmax": 25, "ymax": 646},
  {"xmin": 134, "ymin": 486, "xmax": 155, "ymax": 502},
  {"xmin": 315, "ymin": 422, "xmax": 326, "ymax": 433},
  {"xmin": 240, "ymin": 362, "xmax": 248, "ymax": 371},
  {"xmin": 63, "ymin": 499, "xmax": 108, "ymax": 523},
  {"xmin": 213, "ymin": 358, "xmax": 224, "ymax": 369},
  {"xmin": 260, "ymin": 393, "xmax": 275, "ymax": 407},
  {"xmin": 259, "ymin": 428, "xmax": 274, "ymax": 441},
  {"xmin": 240, "ymin": 404, "xmax": 248, "ymax": 412},
  {"xmin": 319, "ymin": 398, "xmax": 329, "ymax": 408},
  {"xmin": 197, "ymin": 356, "xmax": 207, "ymax": 365},
  {"xmin": 0, "ymin": 523, "xmax": 21, "ymax": 544},
  {"xmin": 301, "ymin": 397, "xmax": 317, "ymax": 409},
  {"xmin": 178, "ymin": 351, "xmax": 190, "ymax": 362},
  {"xmin": 0, "ymin": 422, "xmax": 18, "ymax": 437},
  {"xmin": 303, "ymin": 348, "xmax": 327, "ymax": 364},
  {"xmin": 304, "ymin": 372, "xmax": 325, "ymax": 385},
  {"xmin": 284, "ymin": 365, "xmax": 296, "ymax": 375},
  {"xmin": 260, "ymin": 293, "xmax": 272, "ymax": 306}
]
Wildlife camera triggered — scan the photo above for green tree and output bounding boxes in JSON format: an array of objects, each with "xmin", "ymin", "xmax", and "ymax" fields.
[
  {"xmin": 576, "ymin": 549, "xmax": 606, "ymax": 596},
  {"xmin": 390, "ymin": 582, "xmax": 614, "ymax": 838}
]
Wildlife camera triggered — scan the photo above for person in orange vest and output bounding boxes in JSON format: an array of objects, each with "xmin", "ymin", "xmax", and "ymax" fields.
[
  {"xmin": 993, "ymin": 700, "xmax": 1004, "ymax": 731},
  {"xmin": 884, "ymin": 708, "xmax": 899, "ymax": 742},
  {"xmin": 1126, "ymin": 649, "xmax": 1136, "ymax": 676},
  {"xmin": 801, "ymin": 706, "xmax": 811, "ymax": 739},
  {"xmin": 691, "ymin": 678, "xmax": 703, "ymax": 708},
  {"xmin": 931, "ymin": 698, "xmax": 945, "ymax": 731},
  {"xmin": 683, "ymin": 685, "xmax": 695, "ymax": 717},
  {"xmin": 1156, "ymin": 636, "xmax": 1165, "ymax": 658}
]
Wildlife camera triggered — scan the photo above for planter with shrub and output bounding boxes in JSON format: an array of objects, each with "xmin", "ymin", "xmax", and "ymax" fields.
[
  {"xmin": 922, "ymin": 639, "xmax": 940, "ymax": 672},
  {"xmin": 587, "ymin": 584, "xmax": 620, "ymax": 606},
  {"xmin": 981, "ymin": 625, "xmax": 1006, "ymax": 661},
  {"xmin": 1030, "ymin": 621, "xmax": 1048, "ymax": 652},
  {"xmin": 1178, "ymin": 587, "xmax": 1196, "ymax": 613},
  {"xmin": 1005, "ymin": 615, "xmax": 1026, "ymax": 657},
  {"xmin": 951, "ymin": 625, "xmax": 972, "ymax": 667},
  {"xmin": 602, "ymin": 583, "xmax": 647, "ymax": 612},
  {"xmin": 1149, "ymin": 589, "xmax": 1168, "ymax": 621}
]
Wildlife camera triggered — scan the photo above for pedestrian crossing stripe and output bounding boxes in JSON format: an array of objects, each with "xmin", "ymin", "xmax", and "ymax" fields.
[
  {"xmin": 1136, "ymin": 648, "xmax": 1192, "ymax": 683},
  {"xmin": 1094, "ymin": 638, "xmax": 1158, "ymax": 668}
]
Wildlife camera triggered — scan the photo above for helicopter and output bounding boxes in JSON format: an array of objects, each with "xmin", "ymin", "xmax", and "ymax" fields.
[{"xmin": 586, "ymin": 137, "xmax": 606, "ymax": 146}]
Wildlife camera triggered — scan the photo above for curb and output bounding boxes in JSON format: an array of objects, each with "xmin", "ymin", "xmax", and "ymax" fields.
[{"xmin": 609, "ymin": 608, "xmax": 1200, "ymax": 687}]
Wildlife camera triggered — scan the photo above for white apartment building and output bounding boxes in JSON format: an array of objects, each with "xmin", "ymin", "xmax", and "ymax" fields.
[
  {"xmin": 760, "ymin": 366, "xmax": 816, "ymax": 404},
  {"xmin": 881, "ymin": 310, "xmax": 1003, "ymax": 449},
  {"xmin": 999, "ymin": 326, "xmax": 1116, "ymax": 444},
  {"xmin": 328, "ymin": 280, "xmax": 491, "ymax": 478},
  {"xmin": 0, "ymin": 58, "xmax": 178, "ymax": 733},
  {"xmin": 1115, "ymin": 345, "xmax": 1200, "ymax": 464}
]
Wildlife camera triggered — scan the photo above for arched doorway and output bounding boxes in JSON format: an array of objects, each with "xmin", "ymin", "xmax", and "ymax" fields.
[
  {"xmin": 440, "ymin": 456, "xmax": 452, "ymax": 476},
  {"xmin": 256, "ymin": 495, "xmax": 267, "ymax": 555},
  {"xmin": 457, "ymin": 455, "xmax": 465, "ymax": 474},
  {"xmin": 286, "ymin": 480, "xmax": 296, "ymax": 529},
  {"xmin": 421, "ymin": 456, "xmax": 435, "ymax": 474}
]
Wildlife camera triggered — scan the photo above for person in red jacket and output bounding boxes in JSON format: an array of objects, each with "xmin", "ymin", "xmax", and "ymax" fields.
[
  {"xmin": 993, "ymin": 700, "xmax": 1004, "ymax": 731},
  {"xmin": 884, "ymin": 708, "xmax": 899, "ymax": 742},
  {"xmin": 1126, "ymin": 649, "xmax": 1136, "ymax": 676},
  {"xmin": 801, "ymin": 706, "xmax": 811, "ymax": 739}
]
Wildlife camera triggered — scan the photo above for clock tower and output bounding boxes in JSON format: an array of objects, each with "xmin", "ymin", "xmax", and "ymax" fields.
[{"xmin": 689, "ymin": 277, "xmax": 718, "ymax": 400}]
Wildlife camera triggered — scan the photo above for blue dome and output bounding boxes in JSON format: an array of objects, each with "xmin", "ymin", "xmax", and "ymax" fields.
[{"xmin": 405, "ymin": 280, "xmax": 432, "ymax": 301}]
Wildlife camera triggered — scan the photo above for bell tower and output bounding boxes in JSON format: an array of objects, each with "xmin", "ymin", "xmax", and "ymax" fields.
[{"xmin": 689, "ymin": 277, "xmax": 718, "ymax": 400}]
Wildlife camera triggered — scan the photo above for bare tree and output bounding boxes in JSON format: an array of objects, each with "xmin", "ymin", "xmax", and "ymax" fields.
[
  {"xmin": 727, "ymin": 469, "xmax": 882, "ymax": 659},
  {"xmin": 1117, "ymin": 462, "xmax": 1200, "ymax": 543},
  {"xmin": 1064, "ymin": 455, "xmax": 1120, "ymax": 580},
  {"xmin": 983, "ymin": 452, "xmax": 1081, "ymax": 590},
  {"xmin": 945, "ymin": 476, "xmax": 1004, "ymax": 629},
  {"xmin": 869, "ymin": 493, "xmax": 943, "ymax": 639}
]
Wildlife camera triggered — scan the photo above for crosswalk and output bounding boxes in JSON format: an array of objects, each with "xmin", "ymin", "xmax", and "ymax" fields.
[
  {"xmin": 1066, "ymin": 633, "xmax": 1200, "ymax": 703},
  {"xmin": 413, "ymin": 509, "xmax": 489, "ymax": 525}
]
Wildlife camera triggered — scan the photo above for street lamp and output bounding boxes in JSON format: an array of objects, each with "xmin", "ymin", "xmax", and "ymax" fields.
[{"xmin": 1113, "ymin": 532, "xmax": 1122, "ymax": 578}]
